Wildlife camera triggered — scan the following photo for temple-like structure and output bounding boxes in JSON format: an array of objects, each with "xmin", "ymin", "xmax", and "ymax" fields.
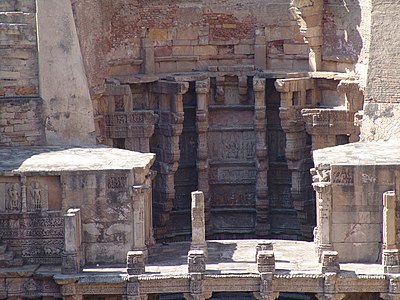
[{"xmin": 1, "ymin": 0, "xmax": 400, "ymax": 299}]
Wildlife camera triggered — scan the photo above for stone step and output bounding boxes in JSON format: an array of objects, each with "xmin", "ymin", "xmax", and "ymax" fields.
[{"xmin": 0, "ymin": 0, "xmax": 36, "ymax": 13}]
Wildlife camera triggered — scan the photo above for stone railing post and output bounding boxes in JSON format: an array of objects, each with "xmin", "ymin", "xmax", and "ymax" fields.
[
  {"xmin": 383, "ymin": 191, "xmax": 400, "ymax": 273},
  {"xmin": 254, "ymin": 250, "xmax": 278, "ymax": 300},
  {"xmin": 127, "ymin": 251, "xmax": 146, "ymax": 275},
  {"xmin": 62, "ymin": 208, "xmax": 82, "ymax": 274},
  {"xmin": 311, "ymin": 165, "xmax": 333, "ymax": 261},
  {"xmin": 191, "ymin": 191, "xmax": 208, "ymax": 256}
]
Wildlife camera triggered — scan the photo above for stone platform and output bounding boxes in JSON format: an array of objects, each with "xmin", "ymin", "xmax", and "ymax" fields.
[
  {"xmin": 0, "ymin": 146, "xmax": 155, "ymax": 268},
  {"xmin": 56, "ymin": 240, "xmax": 387, "ymax": 299},
  {"xmin": 312, "ymin": 140, "xmax": 400, "ymax": 263}
]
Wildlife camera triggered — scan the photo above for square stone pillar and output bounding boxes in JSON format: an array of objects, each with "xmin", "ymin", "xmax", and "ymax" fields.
[
  {"xmin": 131, "ymin": 185, "xmax": 151, "ymax": 256},
  {"xmin": 62, "ymin": 208, "xmax": 82, "ymax": 274},
  {"xmin": 191, "ymin": 191, "xmax": 207, "ymax": 256},
  {"xmin": 383, "ymin": 191, "xmax": 400, "ymax": 273},
  {"xmin": 383, "ymin": 191, "xmax": 396, "ymax": 250}
]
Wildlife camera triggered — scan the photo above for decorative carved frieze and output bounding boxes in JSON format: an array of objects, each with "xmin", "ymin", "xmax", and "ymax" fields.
[{"xmin": 331, "ymin": 167, "xmax": 353, "ymax": 186}]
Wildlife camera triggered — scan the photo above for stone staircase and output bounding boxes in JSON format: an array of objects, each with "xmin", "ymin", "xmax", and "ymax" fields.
[
  {"xmin": 0, "ymin": 239, "xmax": 23, "ymax": 267},
  {"xmin": 0, "ymin": 0, "xmax": 38, "ymax": 97}
]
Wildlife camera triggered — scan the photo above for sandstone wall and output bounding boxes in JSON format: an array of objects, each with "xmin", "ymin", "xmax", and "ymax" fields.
[
  {"xmin": 0, "ymin": 97, "xmax": 45, "ymax": 146},
  {"xmin": 71, "ymin": 0, "xmax": 310, "ymax": 88},
  {"xmin": 0, "ymin": 0, "xmax": 38, "ymax": 97},
  {"xmin": 323, "ymin": 0, "xmax": 371, "ymax": 81}
]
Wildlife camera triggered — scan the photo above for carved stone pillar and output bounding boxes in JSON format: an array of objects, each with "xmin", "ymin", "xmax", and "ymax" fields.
[
  {"xmin": 191, "ymin": 191, "xmax": 207, "ymax": 255},
  {"xmin": 20, "ymin": 176, "xmax": 27, "ymax": 212},
  {"xmin": 316, "ymin": 273, "xmax": 346, "ymax": 300},
  {"xmin": 131, "ymin": 185, "xmax": 150, "ymax": 254},
  {"xmin": 151, "ymin": 81, "xmax": 188, "ymax": 240},
  {"xmin": 195, "ymin": 80, "xmax": 211, "ymax": 236},
  {"xmin": 275, "ymin": 78, "xmax": 315, "ymax": 239},
  {"xmin": 62, "ymin": 208, "xmax": 82, "ymax": 274},
  {"xmin": 311, "ymin": 166, "xmax": 333, "ymax": 261},
  {"xmin": 253, "ymin": 78, "xmax": 269, "ymax": 236},
  {"xmin": 183, "ymin": 272, "xmax": 213, "ymax": 300},
  {"xmin": 254, "ymin": 247, "xmax": 278, "ymax": 300},
  {"xmin": 127, "ymin": 279, "xmax": 148, "ymax": 300}
]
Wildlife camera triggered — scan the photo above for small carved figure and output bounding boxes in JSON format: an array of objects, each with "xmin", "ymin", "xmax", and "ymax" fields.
[
  {"xmin": 31, "ymin": 182, "xmax": 42, "ymax": 210},
  {"xmin": 8, "ymin": 183, "xmax": 20, "ymax": 211}
]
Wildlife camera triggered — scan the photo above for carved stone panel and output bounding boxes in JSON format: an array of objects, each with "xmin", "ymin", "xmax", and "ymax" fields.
[
  {"xmin": 0, "ymin": 212, "xmax": 64, "ymax": 264},
  {"xmin": 0, "ymin": 180, "xmax": 21, "ymax": 213},
  {"xmin": 331, "ymin": 166, "xmax": 353, "ymax": 186},
  {"xmin": 209, "ymin": 131, "xmax": 255, "ymax": 162}
]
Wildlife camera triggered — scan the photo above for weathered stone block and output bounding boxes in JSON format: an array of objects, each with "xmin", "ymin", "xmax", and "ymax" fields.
[
  {"xmin": 149, "ymin": 28, "xmax": 168, "ymax": 40},
  {"xmin": 188, "ymin": 250, "xmax": 206, "ymax": 273},
  {"xmin": 194, "ymin": 45, "xmax": 218, "ymax": 56},
  {"xmin": 255, "ymin": 241, "xmax": 273, "ymax": 261},
  {"xmin": 257, "ymin": 250, "xmax": 275, "ymax": 273},
  {"xmin": 234, "ymin": 44, "xmax": 253, "ymax": 55},
  {"xmin": 127, "ymin": 251, "xmax": 146, "ymax": 275},
  {"xmin": 173, "ymin": 46, "xmax": 194, "ymax": 56},
  {"xmin": 321, "ymin": 250, "xmax": 340, "ymax": 273}
]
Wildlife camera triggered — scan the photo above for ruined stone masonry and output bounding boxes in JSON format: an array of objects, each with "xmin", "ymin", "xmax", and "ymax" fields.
[{"xmin": 2, "ymin": 0, "xmax": 400, "ymax": 299}]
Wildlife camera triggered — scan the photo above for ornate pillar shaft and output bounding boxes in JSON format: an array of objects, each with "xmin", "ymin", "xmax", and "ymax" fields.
[
  {"xmin": 195, "ymin": 80, "xmax": 210, "ymax": 235},
  {"xmin": 253, "ymin": 78, "xmax": 269, "ymax": 236}
]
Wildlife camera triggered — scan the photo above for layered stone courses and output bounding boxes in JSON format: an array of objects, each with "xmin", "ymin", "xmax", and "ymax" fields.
[{"xmin": 2, "ymin": 0, "xmax": 397, "ymax": 299}]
